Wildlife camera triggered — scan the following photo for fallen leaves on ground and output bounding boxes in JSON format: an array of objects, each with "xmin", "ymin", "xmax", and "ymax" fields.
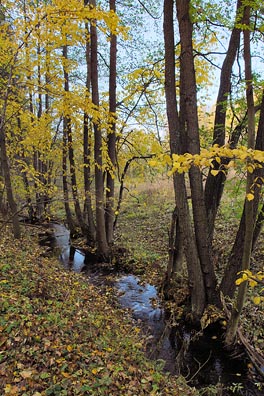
[{"xmin": 0, "ymin": 223, "xmax": 196, "ymax": 396}]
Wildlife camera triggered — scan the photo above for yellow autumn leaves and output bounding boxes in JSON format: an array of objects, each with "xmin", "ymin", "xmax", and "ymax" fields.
[
  {"xmin": 148, "ymin": 144, "xmax": 264, "ymax": 200},
  {"xmin": 172, "ymin": 144, "xmax": 264, "ymax": 175},
  {"xmin": 236, "ymin": 270, "xmax": 264, "ymax": 305}
]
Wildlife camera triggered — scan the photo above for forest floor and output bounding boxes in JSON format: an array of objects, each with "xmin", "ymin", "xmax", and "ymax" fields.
[
  {"xmin": 0, "ymin": 177, "xmax": 263, "ymax": 395},
  {"xmin": 0, "ymin": 215, "xmax": 196, "ymax": 395}
]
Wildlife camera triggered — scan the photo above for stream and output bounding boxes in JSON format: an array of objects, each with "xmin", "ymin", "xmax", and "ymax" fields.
[{"xmin": 48, "ymin": 223, "xmax": 262, "ymax": 396}]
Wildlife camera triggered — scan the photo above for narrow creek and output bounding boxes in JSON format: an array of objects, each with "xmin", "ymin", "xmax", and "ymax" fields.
[{"xmin": 48, "ymin": 223, "xmax": 262, "ymax": 396}]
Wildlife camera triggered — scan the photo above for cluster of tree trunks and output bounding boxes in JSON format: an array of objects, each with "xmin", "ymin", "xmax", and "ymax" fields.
[
  {"xmin": 163, "ymin": 0, "xmax": 263, "ymax": 347},
  {"xmin": 0, "ymin": 1, "xmax": 118, "ymax": 260}
]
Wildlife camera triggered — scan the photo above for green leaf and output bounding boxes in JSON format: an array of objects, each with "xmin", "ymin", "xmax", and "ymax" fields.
[{"xmin": 40, "ymin": 372, "xmax": 51, "ymax": 379}]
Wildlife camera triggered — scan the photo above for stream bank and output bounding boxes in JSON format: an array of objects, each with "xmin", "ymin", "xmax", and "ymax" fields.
[
  {"xmin": 2, "ymin": 221, "xmax": 198, "ymax": 396},
  {"xmin": 46, "ymin": 223, "xmax": 263, "ymax": 396}
]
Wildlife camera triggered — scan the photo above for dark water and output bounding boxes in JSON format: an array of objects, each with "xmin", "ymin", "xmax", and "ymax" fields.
[
  {"xmin": 115, "ymin": 275, "xmax": 262, "ymax": 396},
  {"xmin": 49, "ymin": 224, "xmax": 263, "ymax": 396}
]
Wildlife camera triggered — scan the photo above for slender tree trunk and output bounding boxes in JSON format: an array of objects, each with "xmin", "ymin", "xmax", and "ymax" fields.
[
  {"xmin": 105, "ymin": 0, "xmax": 117, "ymax": 245},
  {"xmin": 15, "ymin": 115, "xmax": 35, "ymax": 221},
  {"xmin": 24, "ymin": 13, "xmax": 39, "ymax": 220},
  {"xmin": 252, "ymin": 203, "xmax": 264, "ymax": 251},
  {"xmin": 62, "ymin": 45, "xmax": 89, "ymax": 239},
  {"xmin": 0, "ymin": 128, "xmax": 21, "ymax": 238},
  {"xmin": 35, "ymin": 42, "xmax": 45, "ymax": 218},
  {"xmin": 220, "ymin": 91, "xmax": 264, "ymax": 297},
  {"xmin": 165, "ymin": 206, "xmax": 184, "ymax": 294},
  {"xmin": 204, "ymin": 0, "xmax": 242, "ymax": 243},
  {"xmin": 83, "ymin": 0, "xmax": 96, "ymax": 241},
  {"xmin": 176, "ymin": 0, "xmax": 217, "ymax": 304},
  {"xmin": 42, "ymin": 48, "xmax": 52, "ymax": 216},
  {"xmin": 22, "ymin": 166, "xmax": 34, "ymax": 221},
  {"xmin": 225, "ymin": 5, "xmax": 255, "ymax": 346},
  {"xmin": 90, "ymin": 0, "xmax": 109, "ymax": 257},
  {"xmin": 164, "ymin": 0, "xmax": 205, "ymax": 319},
  {"xmin": 0, "ymin": 63, "xmax": 20, "ymax": 238},
  {"xmin": 113, "ymin": 157, "xmax": 133, "ymax": 230},
  {"xmin": 0, "ymin": 158, "xmax": 5, "ymax": 213},
  {"xmin": 62, "ymin": 115, "xmax": 75, "ymax": 235},
  {"xmin": 113, "ymin": 155, "xmax": 152, "ymax": 229},
  {"xmin": 83, "ymin": 112, "xmax": 96, "ymax": 242}
]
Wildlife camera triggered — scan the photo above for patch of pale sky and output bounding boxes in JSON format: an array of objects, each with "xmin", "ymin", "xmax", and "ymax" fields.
[{"xmin": 100, "ymin": 1, "xmax": 264, "ymax": 134}]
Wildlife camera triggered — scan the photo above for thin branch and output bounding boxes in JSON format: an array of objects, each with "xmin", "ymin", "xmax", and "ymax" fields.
[
  {"xmin": 136, "ymin": 0, "xmax": 161, "ymax": 20},
  {"xmin": 187, "ymin": 351, "xmax": 212, "ymax": 383}
]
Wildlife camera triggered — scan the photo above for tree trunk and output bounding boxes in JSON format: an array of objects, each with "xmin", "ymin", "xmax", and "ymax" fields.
[
  {"xmin": 62, "ymin": 116, "xmax": 75, "ymax": 235},
  {"xmin": 21, "ymin": 165, "xmax": 35, "ymax": 221},
  {"xmin": 42, "ymin": 50, "xmax": 52, "ymax": 217},
  {"xmin": 0, "ymin": 118, "xmax": 21, "ymax": 238},
  {"xmin": 90, "ymin": 0, "xmax": 109, "ymax": 257},
  {"xmin": 0, "ymin": 61, "xmax": 21, "ymax": 238},
  {"xmin": 225, "ymin": 5, "xmax": 255, "ymax": 346},
  {"xmin": 105, "ymin": 0, "xmax": 117, "ymax": 245},
  {"xmin": 252, "ymin": 203, "xmax": 264, "ymax": 251},
  {"xmin": 83, "ymin": 0, "xmax": 96, "ymax": 242},
  {"xmin": 34, "ymin": 42, "xmax": 46, "ymax": 218},
  {"xmin": 62, "ymin": 45, "xmax": 89, "ymax": 239},
  {"xmin": 220, "ymin": 91, "xmax": 264, "ymax": 297},
  {"xmin": 16, "ymin": 116, "xmax": 35, "ymax": 221},
  {"xmin": 204, "ymin": 0, "xmax": 242, "ymax": 243},
  {"xmin": 176, "ymin": 0, "xmax": 217, "ymax": 304},
  {"xmin": 166, "ymin": 207, "xmax": 184, "ymax": 279},
  {"xmin": 0, "ymin": 157, "xmax": 5, "ymax": 213},
  {"xmin": 164, "ymin": 0, "xmax": 205, "ymax": 320},
  {"xmin": 113, "ymin": 155, "xmax": 152, "ymax": 229},
  {"xmin": 83, "ymin": 111, "xmax": 96, "ymax": 242}
]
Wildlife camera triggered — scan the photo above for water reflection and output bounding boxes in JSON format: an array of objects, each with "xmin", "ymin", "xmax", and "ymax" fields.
[
  {"xmin": 116, "ymin": 274, "xmax": 177, "ymax": 373},
  {"xmin": 116, "ymin": 275, "xmax": 163, "ymax": 320},
  {"xmin": 51, "ymin": 224, "xmax": 85, "ymax": 272}
]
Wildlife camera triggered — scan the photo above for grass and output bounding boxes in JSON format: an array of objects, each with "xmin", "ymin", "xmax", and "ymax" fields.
[
  {"xmin": 114, "ymin": 178, "xmax": 174, "ymax": 284},
  {"xmin": 0, "ymin": 221, "xmax": 196, "ymax": 396}
]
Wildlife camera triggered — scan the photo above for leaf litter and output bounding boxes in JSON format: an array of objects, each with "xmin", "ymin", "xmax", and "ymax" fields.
[{"xmin": 0, "ymin": 223, "xmax": 196, "ymax": 396}]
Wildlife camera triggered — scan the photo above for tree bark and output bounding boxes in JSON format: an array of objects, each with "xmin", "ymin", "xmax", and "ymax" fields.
[
  {"xmin": 176, "ymin": 0, "xmax": 217, "ymax": 304},
  {"xmin": 0, "ymin": 121, "xmax": 21, "ymax": 238},
  {"xmin": 83, "ymin": 0, "xmax": 96, "ymax": 242},
  {"xmin": 0, "ymin": 60, "xmax": 21, "ymax": 238},
  {"xmin": 252, "ymin": 203, "xmax": 264, "ymax": 251},
  {"xmin": 204, "ymin": 0, "xmax": 242, "ymax": 243},
  {"xmin": 220, "ymin": 90, "xmax": 264, "ymax": 297},
  {"xmin": 105, "ymin": 0, "xmax": 117, "ymax": 245},
  {"xmin": 62, "ymin": 116, "xmax": 75, "ymax": 235},
  {"xmin": 164, "ymin": 0, "xmax": 205, "ymax": 319},
  {"xmin": 0, "ymin": 155, "xmax": 5, "ymax": 213},
  {"xmin": 62, "ymin": 45, "xmax": 89, "ymax": 239},
  {"xmin": 83, "ymin": 112, "xmax": 96, "ymax": 242},
  {"xmin": 225, "ymin": 5, "xmax": 255, "ymax": 345},
  {"xmin": 90, "ymin": 0, "xmax": 109, "ymax": 257},
  {"xmin": 168, "ymin": 207, "xmax": 183, "ymax": 273}
]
